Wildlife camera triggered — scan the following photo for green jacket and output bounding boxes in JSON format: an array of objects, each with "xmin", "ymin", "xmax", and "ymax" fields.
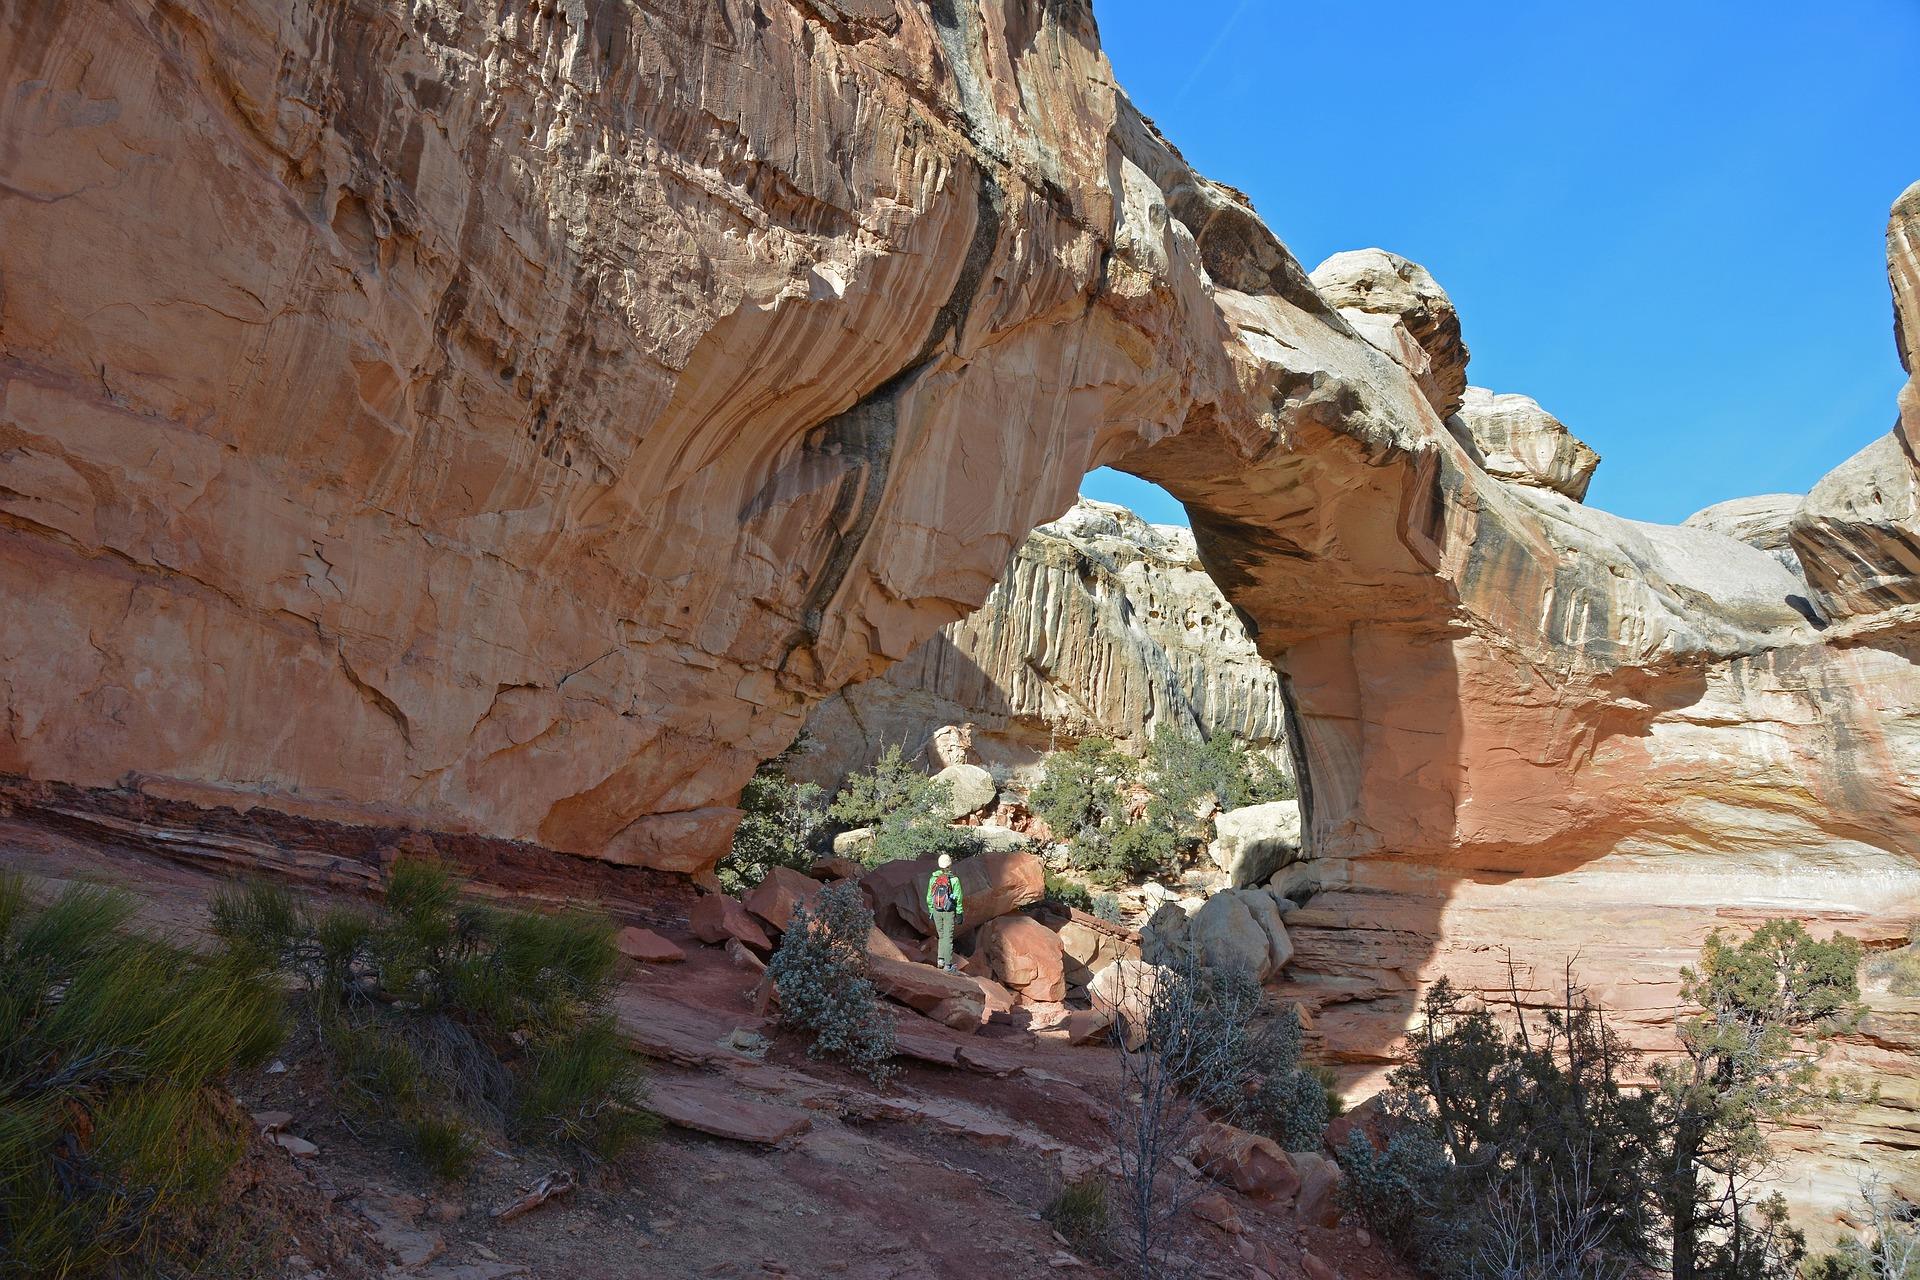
[{"xmin": 925, "ymin": 868, "xmax": 964, "ymax": 915}]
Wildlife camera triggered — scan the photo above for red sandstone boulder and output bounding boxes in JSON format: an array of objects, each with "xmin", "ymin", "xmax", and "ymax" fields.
[
  {"xmin": 1189, "ymin": 1190, "xmax": 1244, "ymax": 1235},
  {"xmin": 1323, "ymin": 1094, "xmax": 1399, "ymax": 1158},
  {"xmin": 867, "ymin": 955, "xmax": 986, "ymax": 1028},
  {"xmin": 865, "ymin": 927, "xmax": 911, "ymax": 963},
  {"xmin": 741, "ymin": 865, "xmax": 821, "ymax": 934},
  {"xmin": 859, "ymin": 850, "xmax": 1044, "ymax": 940},
  {"xmin": 1292, "ymin": 1152, "xmax": 1345, "ymax": 1229},
  {"xmin": 689, "ymin": 895, "xmax": 771, "ymax": 952},
  {"xmin": 1192, "ymin": 1122, "xmax": 1300, "ymax": 1203},
  {"xmin": 808, "ymin": 855, "xmax": 865, "ymax": 881},
  {"xmin": 615, "ymin": 926, "xmax": 685, "ymax": 964},
  {"xmin": 1053, "ymin": 907, "xmax": 1140, "ymax": 991},
  {"xmin": 973, "ymin": 914, "xmax": 1067, "ymax": 1001}
]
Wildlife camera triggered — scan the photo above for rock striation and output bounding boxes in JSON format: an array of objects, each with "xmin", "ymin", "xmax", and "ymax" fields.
[
  {"xmin": 1, "ymin": 0, "xmax": 1917, "ymax": 1227},
  {"xmin": 1449, "ymin": 387, "xmax": 1600, "ymax": 502},
  {"xmin": 799, "ymin": 498, "xmax": 1290, "ymax": 786}
]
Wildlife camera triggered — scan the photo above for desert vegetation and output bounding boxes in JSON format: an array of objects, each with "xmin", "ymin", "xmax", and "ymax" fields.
[
  {"xmin": 1103, "ymin": 954, "xmax": 1330, "ymax": 1278},
  {"xmin": 212, "ymin": 859, "xmax": 658, "ymax": 1181},
  {"xmin": 1033, "ymin": 729, "xmax": 1291, "ymax": 881},
  {"xmin": 765, "ymin": 881, "xmax": 898, "ymax": 1083},
  {"xmin": 0, "ymin": 876, "xmax": 284, "ymax": 1278},
  {"xmin": 1341, "ymin": 921, "xmax": 1867, "ymax": 1280}
]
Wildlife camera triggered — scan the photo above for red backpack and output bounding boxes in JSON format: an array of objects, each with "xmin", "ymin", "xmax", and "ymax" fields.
[{"xmin": 930, "ymin": 871, "xmax": 955, "ymax": 912}]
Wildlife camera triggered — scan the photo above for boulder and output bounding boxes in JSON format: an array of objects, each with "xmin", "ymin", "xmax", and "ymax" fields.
[
  {"xmin": 932, "ymin": 763, "xmax": 997, "ymax": 818},
  {"xmin": 1089, "ymin": 959, "xmax": 1168, "ymax": 1051},
  {"xmin": 1310, "ymin": 248, "xmax": 1468, "ymax": 417},
  {"xmin": 865, "ymin": 927, "xmax": 911, "ymax": 963},
  {"xmin": 1292, "ymin": 1153, "xmax": 1345, "ymax": 1229},
  {"xmin": 1191, "ymin": 1122, "xmax": 1301, "ymax": 1203},
  {"xmin": 808, "ymin": 854, "xmax": 865, "ymax": 881},
  {"xmin": 615, "ymin": 926, "xmax": 685, "ymax": 964},
  {"xmin": 1188, "ymin": 1190, "xmax": 1245, "ymax": 1235},
  {"xmin": 1241, "ymin": 890, "xmax": 1294, "ymax": 978},
  {"xmin": 1139, "ymin": 900, "xmax": 1192, "ymax": 968},
  {"xmin": 968, "ymin": 823, "xmax": 1031, "ymax": 852},
  {"xmin": 645, "ymin": 1078, "xmax": 813, "ymax": 1146},
  {"xmin": 741, "ymin": 865, "xmax": 822, "ymax": 934},
  {"xmin": 1056, "ymin": 909, "xmax": 1141, "ymax": 991},
  {"xmin": 1188, "ymin": 891, "xmax": 1281, "ymax": 981},
  {"xmin": 1448, "ymin": 386, "xmax": 1600, "ymax": 502},
  {"xmin": 831, "ymin": 827, "xmax": 875, "ymax": 858},
  {"xmin": 1208, "ymin": 800, "xmax": 1304, "ymax": 889},
  {"xmin": 860, "ymin": 850, "xmax": 1043, "ymax": 940},
  {"xmin": 1323, "ymin": 1094, "xmax": 1399, "ymax": 1159},
  {"xmin": 1791, "ymin": 431, "xmax": 1920, "ymax": 618},
  {"xmin": 973, "ymin": 915, "xmax": 1067, "ymax": 1002},
  {"xmin": 688, "ymin": 895, "xmax": 771, "ymax": 953},
  {"xmin": 867, "ymin": 955, "xmax": 986, "ymax": 1027},
  {"xmin": 1683, "ymin": 493, "xmax": 1805, "ymax": 576}
]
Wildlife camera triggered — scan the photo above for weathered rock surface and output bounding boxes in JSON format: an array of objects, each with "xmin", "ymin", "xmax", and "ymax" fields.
[
  {"xmin": 973, "ymin": 914, "xmax": 1067, "ymax": 1002},
  {"xmin": 1209, "ymin": 800, "xmax": 1304, "ymax": 889},
  {"xmin": 799, "ymin": 499, "xmax": 1291, "ymax": 788},
  {"xmin": 932, "ymin": 763, "xmax": 997, "ymax": 819},
  {"xmin": 2, "ymin": 0, "xmax": 1917, "ymax": 1229},
  {"xmin": 1089, "ymin": 959, "xmax": 1166, "ymax": 1052},
  {"xmin": 1449, "ymin": 387, "xmax": 1600, "ymax": 502},
  {"xmin": 1683, "ymin": 494, "xmax": 1805, "ymax": 576}
]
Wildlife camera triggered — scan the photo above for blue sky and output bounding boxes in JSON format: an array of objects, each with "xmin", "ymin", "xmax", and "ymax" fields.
[{"xmin": 1079, "ymin": 1, "xmax": 1920, "ymax": 528}]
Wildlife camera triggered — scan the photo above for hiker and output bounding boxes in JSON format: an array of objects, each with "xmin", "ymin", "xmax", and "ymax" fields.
[{"xmin": 925, "ymin": 853, "xmax": 964, "ymax": 971}]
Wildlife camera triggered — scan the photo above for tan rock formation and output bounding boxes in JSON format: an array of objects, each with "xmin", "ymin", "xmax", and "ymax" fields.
[
  {"xmin": 2, "ymin": 0, "xmax": 1917, "ymax": 1228},
  {"xmin": 1310, "ymin": 249, "xmax": 1470, "ymax": 418},
  {"xmin": 798, "ymin": 498, "xmax": 1290, "ymax": 788},
  {"xmin": 1683, "ymin": 493, "xmax": 1805, "ymax": 576},
  {"xmin": 1449, "ymin": 387, "xmax": 1600, "ymax": 502}
]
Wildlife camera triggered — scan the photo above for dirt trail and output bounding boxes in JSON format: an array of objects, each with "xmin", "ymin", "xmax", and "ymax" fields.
[{"xmin": 1, "ymin": 814, "xmax": 1412, "ymax": 1280}]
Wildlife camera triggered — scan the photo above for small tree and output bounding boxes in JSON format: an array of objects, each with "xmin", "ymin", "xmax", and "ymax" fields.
[
  {"xmin": 767, "ymin": 882, "xmax": 896, "ymax": 1084},
  {"xmin": 1031, "ymin": 738, "xmax": 1144, "ymax": 878},
  {"xmin": 1351, "ymin": 963, "xmax": 1661, "ymax": 1279},
  {"xmin": 720, "ymin": 734, "xmax": 827, "ymax": 893},
  {"xmin": 827, "ymin": 744, "xmax": 973, "ymax": 865},
  {"xmin": 1654, "ymin": 921, "xmax": 1864, "ymax": 1280}
]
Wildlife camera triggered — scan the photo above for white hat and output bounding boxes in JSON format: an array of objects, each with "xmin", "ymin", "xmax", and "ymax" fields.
[{"xmin": 936, "ymin": 853, "xmax": 952, "ymax": 869}]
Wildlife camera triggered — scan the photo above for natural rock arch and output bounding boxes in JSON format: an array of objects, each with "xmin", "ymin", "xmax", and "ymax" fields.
[{"xmin": 3, "ymin": 0, "xmax": 1917, "ymax": 1224}]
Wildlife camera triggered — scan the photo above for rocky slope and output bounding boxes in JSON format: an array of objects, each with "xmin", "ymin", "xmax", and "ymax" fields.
[
  {"xmin": 2, "ymin": 0, "xmax": 1917, "ymax": 1230},
  {"xmin": 799, "ymin": 497, "xmax": 1289, "ymax": 787}
]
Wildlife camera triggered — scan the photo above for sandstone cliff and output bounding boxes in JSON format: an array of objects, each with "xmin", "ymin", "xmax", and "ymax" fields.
[{"xmin": 798, "ymin": 497, "xmax": 1289, "ymax": 787}]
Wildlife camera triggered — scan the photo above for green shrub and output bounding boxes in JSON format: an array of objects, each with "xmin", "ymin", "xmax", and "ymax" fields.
[
  {"xmin": 0, "ymin": 875, "xmax": 284, "ymax": 1278},
  {"xmin": 1045, "ymin": 1176, "xmax": 1112, "ymax": 1260},
  {"xmin": 1867, "ymin": 922, "xmax": 1920, "ymax": 996},
  {"xmin": 212, "ymin": 860, "xmax": 656, "ymax": 1178},
  {"xmin": 767, "ymin": 882, "xmax": 896, "ymax": 1083},
  {"xmin": 827, "ymin": 744, "xmax": 971, "ymax": 866},
  {"xmin": 1338, "ymin": 1126, "xmax": 1469, "ymax": 1271},
  {"xmin": 1043, "ymin": 871, "xmax": 1093, "ymax": 912},
  {"xmin": 720, "ymin": 734, "xmax": 827, "ymax": 894},
  {"xmin": 1090, "ymin": 893, "xmax": 1124, "ymax": 924},
  {"xmin": 1031, "ymin": 738, "xmax": 1148, "ymax": 879}
]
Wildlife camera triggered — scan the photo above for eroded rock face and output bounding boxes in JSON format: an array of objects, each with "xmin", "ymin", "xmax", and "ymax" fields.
[
  {"xmin": 1683, "ymin": 494, "xmax": 1805, "ymax": 577},
  {"xmin": 1310, "ymin": 249, "xmax": 1469, "ymax": 418},
  {"xmin": 1, "ymin": 0, "xmax": 1917, "ymax": 1224},
  {"xmin": 1449, "ymin": 387, "xmax": 1600, "ymax": 502},
  {"xmin": 798, "ymin": 498, "xmax": 1290, "ymax": 788}
]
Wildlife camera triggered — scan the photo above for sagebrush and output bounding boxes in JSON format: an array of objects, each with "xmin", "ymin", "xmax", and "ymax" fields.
[{"xmin": 766, "ymin": 881, "xmax": 897, "ymax": 1083}]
